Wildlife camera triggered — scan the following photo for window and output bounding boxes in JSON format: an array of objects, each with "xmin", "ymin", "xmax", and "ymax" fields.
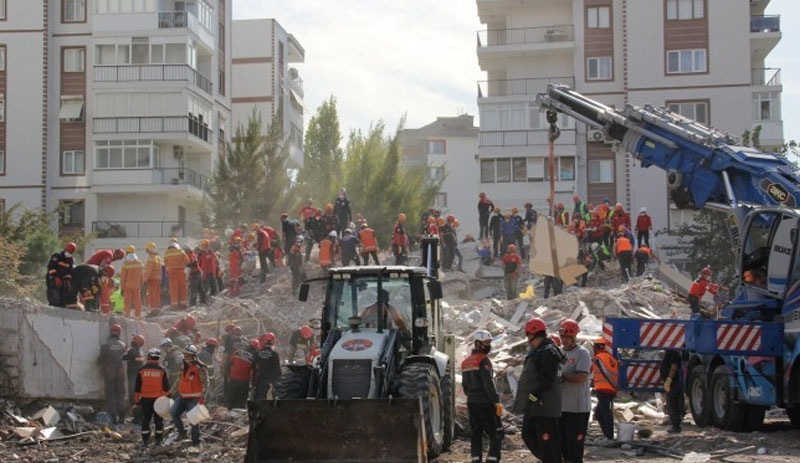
[
  {"xmin": 59, "ymin": 200, "xmax": 85, "ymax": 227},
  {"xmin": 0, "ymin": 47, "xmax": 6, "ymax": 71},
  {"xmin": 753, "ymin": 91, "xmax": 780, "ymax": 122},
  {"xmin": 481, "ymin": 159, "xmax": 495, "ymax": 183},
  {"xmin": 666, "ymin": 0, "xmax": 704, "ymax": 20},
  {"xmin": 544, "ymin": 157, "xmax": 577, "ymax": 181},
  {"xmin": 435, "ymin": 193, "xmax": 448, "ymax": 208},
  {"xmin": 95, "ymin": 0, "xmax": 159, "ymax": 13},
  {"xmin": 496, "ymin": 159, "xmax": 511, "ymax": 183},
  {"xmin": 668, "ymin": 206, "xmax": 699, "ymax": 232},
  {"xmin": 63, "ymin": 0, "xmax": 86, "ymax": 22},
  {"xmin": 62, "ymin": 150, "xmax": 85, "ymax": 175},
  {"xmin": 513, "ymin": 158, "xmax": 527, "ymax": 182},
  {"xmin": 0, "ymin": 150, "xmax": 4, "ymax": 175},
  {"xmin": 667, "ymin": 101, "xmax": 709, "ymax": 124},
  {"xmin": 587, "ymin": 57, "xmax": 612, "ymax": 80},
  {"xmin": 589, "ymin": 159, "xmax": 614, "ymax": 183},
  {"xmin": 480, "ymin": 102, "xmax": 527, "ymax": 130},
  {"xmin": 527, "ymin": 157, "xmax": 544, "ymax": 181},
  {"xmin": 219, "ymin": 70, "xmax": 226, "ymax": 96},
  {"xmin": 95, "ymin": 140, "xmax": 157, "ymax": 169},
  {"xmin": 59, "ymin": 97, "xmax": 84, "ymax": 122},
  {"xmin": 63, "ymin": 48, "xmax": 85, "ymax": 72},
  {"xmin": 666, "ymin": 49, "xmax": 707, "ymax": 74},
  {"xmin": 427, "ymin": 140, "xmax": 446, "ymax": 155},
  {"xmin": 587, "ymin": 6, "xmax": 611, "ymax": 28}
]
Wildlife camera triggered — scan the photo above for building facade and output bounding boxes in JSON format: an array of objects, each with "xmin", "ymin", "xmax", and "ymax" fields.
[
  {"xmin": 398, "ymin": 114, "xmax": 480, "ymax": 237},
  {"xmin": 232, "ymin": 18, "xmax": 304, "ymax": 168},
  {"xmin": 476, "ymin": 0, "xmax": 783, "ymax": 264},
  {"xmin": 0, "ymin": 0, "xmax": 232, "ymax": 254}
]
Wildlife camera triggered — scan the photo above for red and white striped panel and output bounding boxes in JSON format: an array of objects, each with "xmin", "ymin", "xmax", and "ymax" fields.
[
  {"xmin": 716, "ymin": 324, "xmax": 761, "ymax": 351},
  {"xmin": 603, "ymin": 321, "xmax": 613, "ymax": 346},
  {"xmin": 639, "ymin": 322, "xmax": 685, "ymax": 348},
  {"xmin": 626, "ymin": 364, "xmax": 662, "ymax": 388}
]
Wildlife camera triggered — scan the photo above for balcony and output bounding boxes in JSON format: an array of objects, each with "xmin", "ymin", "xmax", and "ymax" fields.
[
  {"xmin": 92, "ymin": 167, "xmax": 211, "ymax": 196},
  {"xmin": 478, "ymin": 25, "xmax": 574, "ymax": 63},
  {"xmin": 478, "ymin": 77, "xmax": 574, "ymax": 99},
  {"xmin": 750, "ymin": 15, "xmax": 781, "ymax": 61},
  {"xmin": 93, "ymin": 115, "xmax": 211, "ymax": 143},
  {"xmin": 158, "ymin": 10, "xmax": 214, "ymax": 49},
  {"xmin": 751, "ymin": 68, "xmax": 781, "ymax": 87},
  {"xmin": 94, "ymin": 64, "xmax": 212, "ymax": 95},
  {"xmin": 750, "ymin": 15, "xmax": 780, "ymax": 32},
  {"xmin": 92, "ymin": 220, "xmax": 201, "ymax": 239},
  {"xmin": 479, "ymin": 129, "xmax": 576, "ymax": 147}
]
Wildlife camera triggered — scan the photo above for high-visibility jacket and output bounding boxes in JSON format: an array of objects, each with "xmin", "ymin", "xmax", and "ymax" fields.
[
  {"xmin": 135, "ymin": 361, "xmax": 170, "ymax": 400},
  {"xmin": 615, "ymin": 236, "xmax": 633, "ymax": 254},
  {"xmin": 256, "ymin": 228, "xmax": 271, "ymax": 252},
  {"xmin": 689, "ymin": 277, "xmax": 719, "ymax": 298},
  {"xmin": 319, "ymin": 239, "xmax": 334, "ymax": 267},
  {"xmin": 197, "ymin": 249, "xmax": 219, "ymax": 276},
  {"xmin": 555, "ymin": 211, "xmax": 569, "ymax": 226},
  {"xmin": 120, "ymin": 258, "xmax": 144, "ymax": 290},
  {"xmin": 177, "ymin": 361, "xmax": 206, "ymax": 399},
  {"xmin": 229, "ymin": 349, "xmax": 255, "ymax": 382},
  {"xmin": 144, "ymin": 254, "xmax": 162, "ymax": 282},
  {"xmin": 85, "ymin": 249, "xmax": 115, "ymax": 267},
  {"xmin": 359, "ymin": 228, "xmax": 378, "ymax": 252},
  {"xmin": 392, "ymin": 223, "xmax": 407, "ymax": 246},
  {"xmin": 591, "ymin": 351, "xmax": 619, "ymax": 395},
  {"xmin": 164, "ymin": 247, "xmax": 189, "ymax": 271},
  {"xmin": 636, "ymin": 213, "xmax": 652, "ymax": 231},
  {"xmin": 611, "ymin": 211, "xmax": 631, "ymax": 234},
  {"xmin": 228, "ymin": 246, "xmax": 242, "ymax": 278},
  {"xmin": 597, "ymin": 203, "xmax": 610, "ymax": 221},
  {"xmin": 262, "ymin": 226, "xmax": 279, "ymax": 240}
]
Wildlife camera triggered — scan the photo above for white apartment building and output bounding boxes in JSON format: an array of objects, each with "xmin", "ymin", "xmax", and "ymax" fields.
[
  {"xmin": 476, "ymin": 0, "xmax": 783, "ymax": 264},
  {"xmin": 0, "ymin": 0, "xmax": 232, "ymax": 254},
  {"xmin": 398, "ymin": 114, "xmax": 480, "ymax": 236},
  {"xmin": 232, "ymin": 19, "xmax": 304, "ymax": 168}
]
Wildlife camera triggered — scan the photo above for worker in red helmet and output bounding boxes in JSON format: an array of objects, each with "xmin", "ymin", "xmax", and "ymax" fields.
[
  {"xmin": 134, "ymin": 347, "xmax": 170, "ymax": 447},
  {"xmin": 461, "ymin": 330, "xmax": 502, "ymax": 463},
  {"xmin": 558, "ymin": 319, "xmax": 591, "ymax": 463},
  {"xmin": 288, "ymin": 325, "xmax": 316, "ymax": 364},
  {"xmin": 254, "ymin": 332, "xmax": 282, "ymax": 400},
  {"xmin": 477, "ymin": 191, "xmax": 495, "ymax": 240},
  {"xmin": 502, "ymin": 244, "xmax": 522, "ymax": 300},
  {"xmin": 46, "ymin": 242, "xmax": 77, "ymax": 307},
  {"xmin": 99, "ymin": 323, "xmax": 128, "ymax": 425},
  {"xmin": 197, "ymin": 337, "xmax": 218, "ymax": 391},
  {"xmin": 123, "ymin": 334, "xmax": 146, "ymax": 424},
  {"xmin": 226, "ymin": 338, "xmax": 258, "ymax": 409},
  {"xmin": 514, "ymin": 318, "xmax": 565, "ymax": 463},
  {"xmin": 591, "ymin": 337, "xmax": 618, "ymax": 442},
  {"xmin": 688, "ymin": 266, "xmax": 720, "ymax": 319},
  {"xmin": 392, "ymin": 213, "xmax": 409, "ymax": 265},
  {"xmin": 321, "ymin": 202, "xmax": 339, "ymax": 237}
]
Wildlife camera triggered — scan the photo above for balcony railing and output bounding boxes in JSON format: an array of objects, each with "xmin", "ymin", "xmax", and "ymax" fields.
[
  {"xmin": 478, "ymin": 77, "xmax": 575, "ymax": 98},
  {"xmin": 93, "ymin": 115, "xmax": 211, "ymax": 142},
  {"xmin": 477, "ymin": 25, "xmax": 574, "ymax": 48},
  {"xmin": 750, "ymin": 15, "xmax": 780, "ymax": 32},
  {"xmin": 92, "ymin": 220, "xmax": 201, "ymax": 239},
  {"xmin": 93, "ymin": 167, "xmax": 211, "ymax": 193},
  {"xmin": 159, "ymin": 167, "xmax": 210, "ymax": 193},
  {"xmin": 94, "ymin": 64, "xmax": 212, "ymax": 94},
  {"xmin": 479, "ymin": 129, "xmax": 576, "ymax": 147},
  {"xmin": 751, "ymin": 68, "xmax": 781, "ymax": 86}
]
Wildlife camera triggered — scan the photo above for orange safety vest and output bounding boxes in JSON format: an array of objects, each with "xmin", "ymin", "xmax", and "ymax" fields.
[
  {"xmin": 359, "ymin": 228, "xmax": 378, "ymax": 252},
  {"xmin": 615, "ymin": 236, "xmax": 632, "ymax": 253},
  {"xmin": 591, "ymin": 352, "xmax": 619, "ymax": 395},
  {"xmin": 178, "ymin": 361, "xmax": 205, "ymax": 399},
  {"xmin": 319, "ymin": 240, "xmax": 334, "ymax": 267},
  {"xmin": 136, "ymin": 362, "xmax": 169, "ymax": 399}
]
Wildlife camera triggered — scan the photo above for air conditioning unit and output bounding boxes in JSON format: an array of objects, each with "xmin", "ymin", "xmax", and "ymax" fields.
[{"xmin": 587, "ymin": 128, "xmax": 606, "ymax": 143}]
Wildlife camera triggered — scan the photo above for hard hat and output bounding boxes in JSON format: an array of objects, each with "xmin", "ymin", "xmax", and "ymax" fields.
[
  {"xmin": 700, "ymin": 266, "xmax": 712, "ymax": 277},
  {"xmin": 160, "ymin": 337, "xmax": 173, "ymax": 346},
  {"xmin": 551, "ymin": 334, "xmax": 562, "ymax": 347},
  {"xmin": 525, "ymin": 318, "xmax": 547, "ymax": 336},
  {"xmin": 360, "ymin": 222, "xmax": 368, "ymax": 229},
  {"xmin": 110, "ymin": 324, "xmax": 122, "ymax": 335},
  {"xmin": 473, "ymin": 329, "xmax": 492, "ymax": 342},
  {"xmin": 344, "ymin": 228, "xmax": 353, "ymax": 235},
  {"xmin": 328, "ymin": 231, "xmax": 337, "ymax": 238},
  {"xmin": 591, "ymin": 242, "xmax": 600, "ymax": 252},
  {"xmin": 249, "ymin": 338, "xmax": 261, "ymax": 350},
  {"xmin": 246, "ymin": 233, "xmax": 255, "ymax": 240},
  {"xmin": 300, "ymin": 325, "xmax": 313, "ymax": 339},
  {"xmin": 559, "ymin": 319, "xmax": 580, "ymax": 337},
  {"xmin": 206, "ymin": 337, "xmax": 218, "ymax": 347},
  {"xmin": 183, "ymin": 344, "xmax": 198, "ymax": 355},
  {"xmin": 436, "ymin": 217, "xmax": 445, "ymax": 226},
  {"xmin": 446, "ymin": 214, "xmax": 455, "ymax": 222},
  {"xmin": 233, "ymin": 236, "xmax": 243, "ymax": 243},
  {"xmin": 640, "ymin": 207, "xmax": 647, "ymax": 213},
  {"xmin": 512, "ymin": 207, "xmax": 519, "ymax": 214},
  {"xmin": 170, "ymin": 237, "xmax": 179, "ymax": 243},
  {"xmin": 184, "ymin": 315, "xmax": 196, "ymax": 328},
  {"xmin": 201, "ymin": 239, "xmax": 210, "ymax": 247},
  {"xmin": 453, "ymin": 219, "xmax": 460, "ymax": 228},
  {"xmin": 113, "ymin": 249, "xmax": 125, "ymax": 260},
  {"xmin": 615, "ymin": 203, "xmax": 623, "ymax": 210},
  {"xmin": 557, "ymin": 203, "xmax": 564, "ymax": 209},
  {"xmin": 147, "ymin": 347, "xmax": 161, "ymax": 360},
  {"xmin": 573, "ymin": 194, "xmax": 580, "ymax": 202},
  {"xmin": 146, "ymin": 242, "xmax": 157, "ymax": 252},
  {"xmin": 250, "ymin": 223, "xmax": 259, "ymax": 231},
  {"xmin": 224, "ymin": 228, "xmax": 234, "ymax": 238},
  {"xmin": 126, "ymin": 245, "xmax": 136, "ymax": 253},
  {"xmin": 65, "ymin": 242, "xmax": 77, "ymax": 253},
  {"xmin": 232, "ymin": 326, "xmax": 243, "ymax": 335},
  {"xmin": 132, "ymin": 334, "xmax": 145, "ymax": 346},
  {"xmin": 260, "ymin": 332, "xmax": 276, "ymax": 345},
  {"xmin": 398, "ymin": 213, "xmax": 407, "ymax": 222},
  {"xmin": 427, "ymin": 217, "xmax": 435, "ymax": 224},
  {"xmin": 507, "ymin": 244, "xmax": 517, "ymax": 252},
  {"xmin": 325, "ymin": 203, "xmax": 333, "ymax": 211},
  {"xmin": 295, "ymin": 236, "xmax": 304, "ymax": 243},
  {"xmin": 594, "ymin": 337, "xmax": 607, "ymax": 346}
]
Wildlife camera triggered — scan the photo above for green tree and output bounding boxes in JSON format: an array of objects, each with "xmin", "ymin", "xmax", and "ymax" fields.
[
  {"xmin": 296, "ymin": 96, "xmax": 344, "ymax": 205},
  {"xmin": 663, "ymin": 208, "xmax": 737, "ymax": 287}
]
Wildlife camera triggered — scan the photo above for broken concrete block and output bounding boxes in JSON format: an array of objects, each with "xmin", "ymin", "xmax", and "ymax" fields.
[
  {"xmin": 13, "ymin": 427, "xmax": 38, "ymax": 438},
  {"xmin": 510, "ymin": 302, "xmax": 529, "ymax": 324},
  {"xmin": 37, "ymin": 427, "xmax": 64, "ymax": 440},
  {"xmin": 30, "ymin": 405, "xmax": 60, "ymax": 427}
]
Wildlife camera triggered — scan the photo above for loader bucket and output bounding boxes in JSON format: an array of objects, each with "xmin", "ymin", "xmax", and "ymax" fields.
[{"xmin": 245, "ymin": 398, "xmax": 427, "ymax": 463}]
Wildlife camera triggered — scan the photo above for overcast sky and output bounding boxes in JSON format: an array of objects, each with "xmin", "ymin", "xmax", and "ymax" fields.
[{"xmin": 233, "ymin": 0, "xmax": 799, "ymax": 142}]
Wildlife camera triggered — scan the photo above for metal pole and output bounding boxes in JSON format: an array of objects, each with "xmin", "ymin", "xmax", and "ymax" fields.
[{"xmin": 546, "ymin": 110, "xmax": 562, "ymax": 281}]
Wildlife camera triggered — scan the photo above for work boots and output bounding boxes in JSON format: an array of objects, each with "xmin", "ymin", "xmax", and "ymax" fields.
[
  {"xmin": 177, "ymin": 431, "xmax": 188, "ymax": 441},
  {"xmin": 154, "ymin": 435, "xmax": 163, "ymax": 446},
  {"xmin": 141, "ymin": 435, "xmax": 149, "ymax": 448}
]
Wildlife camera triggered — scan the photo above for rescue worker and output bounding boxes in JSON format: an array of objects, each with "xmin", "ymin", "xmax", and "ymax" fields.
[
  {"xmin": 514, "ymin": 318, "xmax": 566, "ymax": 463},
  {"xmin": 512, "ymin": 207, "xmax": 526, "ymax": 259},
  {"xmin": 120, "ymin": 245, "xmax": 144, "ymax": 318},
  {"xmin": 502, "ymin": 244, "xmax": 522, "ymax": 300},
  {"xmin": 197, "ymin": 239, "xmax": 219, "ymax": 296},
  {"xmin": 688, "ymin": 266, "xmax": 720, "ymax": 319},
  {"xmin": 440, "ymin": 215, "xmax": 458, "ymax": 271},
  {"xmin": 288, "ymin": 236, "xmax": 305, "ymax": 294},
  {"xmin": 525, "ymin": 202, "xmax": 538, "ymax": 255},
  {"xmin": 281, "ymin": 212, "xmax": 299, "ymax": 257},
  {"xmin": 543, "ymin": 275, "xmax": 564, "ymax": 298},
  {"xmin": 123, "ymin": 334, "xmax": 146, "ymax": 424},
  {"xmin": 635, "ymin": 207, "xmax": 652, "ymax": 247},
  {"xmin": 253, "ymin": 333, "xmax": 282, "ymax": 400},
  {"xmin": 614, "ymin": 228, "xmax": 634, "ymax": 282},
  {"xmin": 634, "ymin": 243, "xmax": 659, "ymax": 277},
  {"xmin": 160, "ymin": 338, "xmax": 183, "ymax": 389},
  {"xmin": 143, "ymin": 242, "xmax": 163, "ymax": 314},
  {"xmin": 85, "ymin": 248, "xmax": 125, "ymax": 269},
  {"xmin": 340, "ymin": 228, "xmax": 361, "ymax": 266},
  {"xmin": 164, "ymin": 240, "xmax": 189, "ymax": 310},
  {"xmin": 660, "ymin": 349, "xmax": 684, "ymax": 434},
  {"xmin": 558, "ymin": 319, "xmax": 591, "ymax": 463},
  {"xmin": 288, "ymin": 325, "xmax": 315, "ymax": 364},
  {"xmin": 135, "ymin": 347, "xmax": 170, "ymax": 447},
  {"xmin": 304, "ymin": 210, "xmax": 323, "ymax": 260},
  {"xmin": 298, "ymin": 198, "xmax": 317, "ymax": 222},
  {"xmin": 573, "ymin": 195, "xmax": 590, "ymax": 222},
  {"xmin": 554, "ymin": 203, "xmax": 570, "ymax": 227},
  {"xmin": 99, "ymin": 266, "xmax": 115, "ymax": 314},
  {"xmin": 227, "ymin": 339, "xmax": 258, "ymax": 409},
  {"xmin": 591, "ymin": 338, "xmax": 618, "ymax": 442},
  {"xmin": 321, "ymin": 203, "xmax": 340, "ymax": 237},
  {"xmin": 333, "ymin": 187, "xmax": 352, "ymax": 236},
  {"xmin": 253, "ymin": 223, "xmax": 271, "ymax": 283},
  {"xmin": 489, "ymin": 207, "xmax": 503, "ymax": 258},
  {"xmin": 358, "ymin": 222, "xmax": 380, "ymax": 265},
  {"xmin": 167, "ymin": 315, "xmax": 199, "ymax": 342},
  {"xmin": 392, "ymin": 213, "xmax": 409, "ymax": 265},
  {"xmin": 170, "ymin": 345, "xmax": 208, "ymax": 446},
  {"xmin": 499, "ymin": 212, "xmax": 519, "ymax": 256},
  {"xmin": 46, "ymin": 242, "xmax": 76, "ymax": 307},
  {"xmin": 461, "ymin": 329, "xmax": 502, "ymax": 463},
  {"xmin": 184, "ymin": 244, "xmax": 207, "ymax": 306},
  {"xmin": 228, "ymin": 236, "xmax": 244, "ymax": 296},
  {"xmin": 318, "ymin": 231, "xmax": 338, "ymax": 270},
  {"xmin": 477, "ymin": 192, "xmax": 495, "ymax": 240},
  {"xmin": 197, "ymin": 338, "xmax": 218, "ymax": 401},
  {"xmin": 609, "ymin": 203, "xmax": 631, "ymax": 249},
  {"xmin": 99, "ymin": 324, "xmax": 127, "ymax": 424}
]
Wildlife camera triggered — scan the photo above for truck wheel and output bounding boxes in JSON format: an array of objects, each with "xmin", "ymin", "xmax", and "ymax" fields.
[
  {"xmin": 742, "ymin": 405, "xmax": 765, "ymax": 432},
  {"xmin": 275, "ymin": 368, "xmax": 310, "ymax": 399},
  {"xmin": 687, "ymin": 365, "xmax": 710, "ymax": 427},
  {"xmin": 710, "ymin": 365, "xmax": 746, "ymax": 431},
  {"xmin": 398, "ymin": 363, "xmax": 444, "ymax": 458},
  {"xmin": 440, "ymin": 365, "xmax": 454, "ymax": 450},
  {"xmin": 788, "ymin": 407, "xmax": 800, "ymax": 426}
]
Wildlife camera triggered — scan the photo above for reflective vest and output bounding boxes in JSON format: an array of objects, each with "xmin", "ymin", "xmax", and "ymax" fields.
[
  {"xmin": 319, "ymin": 240, "xmax": 334, "ymax": 267},
  {"xmin": 136, "ymin": 362, "xmax": 170, "ymax": 399},
  {"xmin": 178, "ymin": 361, "xmax": 205, "ymax": 399},
  {"xmin": 615, "ymin": 236, "xmax": 633, "ymax": 253},
  {"xmin": 359, "ymin": 228, "xmax": 378, "ymax": 252},
  {"xmin": 591, "ymin": 352, "xmax": 618, "ymax": 395}
]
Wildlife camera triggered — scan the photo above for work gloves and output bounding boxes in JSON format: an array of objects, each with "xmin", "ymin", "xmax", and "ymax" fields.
[
  {"xmin": 495, "ymin": 403, "xmax": 503, "ymax": 416},
  {"xmin": 664, "ymin": 377, "xmax": 672, "ymax": 393}
]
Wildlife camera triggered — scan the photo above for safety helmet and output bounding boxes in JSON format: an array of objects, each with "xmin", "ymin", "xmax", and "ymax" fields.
[
  {"xmin": 183, "ymin": 344, "xmax": 198, "ymax": 355},
  {"xmin": 147, "ymin": 348, "xmax": 161, "ymax": 360},
  {"xmin": 557, "ymin": 203, "xmax": 564, "ymax": 209},
  {"xmin": 453, "ymin": 219, "xmax": 460, "ymax": 228},
  {"xmin": 436, "ymin": 217, "xmax": 445, "ymax": 226},
  {"xmin": 507, "ymin": 244, "xmax": 517, "ymax": 252},
  {"xmin": 300, "ymin": 325, "xmax": 313, "ymax": 339},
  {"xmin": 446, "ymin": 214, "xmax": 455, "ymax": 222},
  {"xmin": 200, "ymin": 239, "xmax": 210, "ymax": 247},
  {"xmin": 184, "ymin": 315, "xmax": 196, "ymax": 328},
  {"xmin": 559, "ymin": 319, "xmax": 579, "ymax": 338},
  {"xmin": 640, "ymin": 207, "xmax": 647, "ymax": 213},
  {"xmin": 551, "ymin": 334, "xmax": 562, "ymax": 347},
  {"xmin": 473, "ymin": 329, "xmax": 492, "ymax": 342},
  {"xmin": 250, "ymin": 223, "xmax": 259, "ymax": 231},
  {"xmin": 233, "ymin": 236, "xmax": 243, "ymax": 243},
  {"xmin": 591, "ymin": 242, "xmax": 600, "ymax": 252},
  {"xmin": 132, "ymin": 334, "xmax": 145, "ymax": 346},
  {"xmin": 65, "ymin": 242, "xmax": 77, "ymax": 253},
  {"xmin": 295, "ymin": 236, "xmax": 305, "ymax": 243},
  {"xmin": 512, "ymin": 207, "xmax": 519, "ymax": 214},
  {"xmin": 125, "ymin": 245, "xmax": 135, "ymax": 253},
  {"xmin": 615, "ymin": 203, "xmax": 623, "ymax": 210},
  {"xmin": 232, "ymin": 326, "xmax": 243, "ymax": 335},
  {"xmin": 573, "ymin": 194, "xmax": 580, "ymax": 202},
  {"xmin": 260, "ymin": 332, "xmax": 276, "ymax": 345},
  {"xmin": 328, "ymin": 231, "xmax": 337, "ymax": 238},
  {"xmin": 427, "ymin": 217, "xmax": 435, "ymax": 224},
  {"xmin": 104, "ymin": 266, "xmax": 115, "ymax": 278},
  {"xmin": 398, "ymin": 213, "xmax": 407, "ymax": 222},
  {"xmin": 325, "ymin": 203, "xmax": 333, "ymax": 212},
  {"xmin": 110, "ymin": 324, "xmax": 122, "ymax": 335},
  {"xmin": 249, "ymin": 338, "xmax": 261, "ymax": 350},
  {"xmin": 493, "ymin": 207, "xmax": 500, "ymax": 213},
  {"xmin": 344, "ymin": 228, "xmax": 353, "ymax": 235},
  {"xmin": 113, "ymin": 249, "xmax": 125, "ymax": 260},
  {"xmin": 146, "ymin": 242, "xmax": 157, "ymax": 252},
  {"xmin": 246, "ymin": 233, "xmax": 255, "ymax": 240},
  {"xmin": 700, "ymin": 266, "xmax": 712, "ymax": 277},
  {"xmin": 593, "ymin": 337, "xmax": 607, "ymax": 346},
  {"xmin": 170, "ymin": 237, "xmax": 179, "ymax": 243},
  {"xmin": 525, "ymin": 317, "xmax": 547, "ymax": 336},
  {"xmin": 160, "ymin": 337, "xmax": 173, "ymax": 346}
]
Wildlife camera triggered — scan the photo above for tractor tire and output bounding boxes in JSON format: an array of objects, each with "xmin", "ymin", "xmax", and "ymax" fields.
[
  {"xmin": 398, "ymin": 363, "xmax": 445, "ymax": 458},
  {"xmin": 687, "ymin": 365, "xmax": 710, "ymax": 428},
  {"xmin": 742, "ymin": 405, "xmax": 766, "ymax": 432},
  {"xmin": 275, "ymin": 368, "xmax": 310, "ymax": 399},
  {"xmin": 440, "ymin": 365, "xmax": 454, "ymax": 451},
  {"xmin": 710, "ymin": 365, "xmax": 746, "ymax": 431},
  {"xmin": 788, "ymin": 406, "xmax": 800, "ymax": 426}
]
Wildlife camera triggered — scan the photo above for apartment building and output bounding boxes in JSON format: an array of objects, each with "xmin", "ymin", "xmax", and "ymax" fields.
[
  {"xmin": 476, "ymin": 0, "xmax": 783, "ymax": 264},
  {"xmin": 398, "ymin": 114, "xmax": 480, "ymax": 236},
  {"xmin": 232, "ymin": 19, "xmax": 304, "ymax": 168},
  {"xmin": 0, "ymin": 0, "xmax": 232, "ymax": 254}
]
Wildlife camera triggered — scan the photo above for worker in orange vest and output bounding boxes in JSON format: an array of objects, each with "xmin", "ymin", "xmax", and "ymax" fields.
[
  {"xmin": 134, "ymin": 347, "xmax": 170, "ymax": 447},
  {"xmin": 319, "ymin": 231, "xmax": 338, "ymax": 270},
  {"xmin": 120, "ymin": 245, "xmax": 145, "ymax": 318},
  {"xmin": 591, "ymin": 338, "xmax": 618, "ymax": 442},
  {"xmin": 392, "ymin": 213, "xmax": 409, "ymax": 265},
  {"xmin": 688, "ymin": 266, "xmax": 720, "ymax": 318},
  {"xmin": 614, "ymin": 228, "xmax": 633, "ymax": 282},
  {"xmin": 164, "ymin": 239, "xmax": 189, "ymax": 310},
  {"xmin": 143, "ymin": 242, "xmax": 162, "ymax": 314},
  {"xmin": 170, "ymin": 345, "xmax": 207, "ymax": 446},
  {"xmin": 358, "ymin": 222, "xmax": 380, "ymax": 265}
]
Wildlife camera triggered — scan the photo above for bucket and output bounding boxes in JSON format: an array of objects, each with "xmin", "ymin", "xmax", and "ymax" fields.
[
  {"xmin": 617, "ymin": 422, "xmax": 636, "ymax": 442},
  {"xmin": 186, "ymin": 404, "xmax": 210, "ymax": 425},
  {"xmin": 154, "ymin": 396, "xmax": 174, "ymax": 419}
]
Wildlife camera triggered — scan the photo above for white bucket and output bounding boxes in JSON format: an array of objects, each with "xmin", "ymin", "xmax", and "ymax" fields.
[
  {"xmin": 617, "ymin": 422, "xmax": 636, "ymax": 442},
  {"xmin": 154, "ymin": 396, "xmax": 173, "ymax": 419},
  {"xmin": 186, "ymin": 404, "xmax": 210, "ymax": 425}
]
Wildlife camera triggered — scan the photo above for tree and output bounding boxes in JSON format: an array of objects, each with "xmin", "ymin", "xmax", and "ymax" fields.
[
  {"xmin": 663, "ymin": 208, "xmax": 737, "ymax": 287},
  {"xmin": 296, "ymin": 96, "xmax": 344, "ymax": 205}
]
